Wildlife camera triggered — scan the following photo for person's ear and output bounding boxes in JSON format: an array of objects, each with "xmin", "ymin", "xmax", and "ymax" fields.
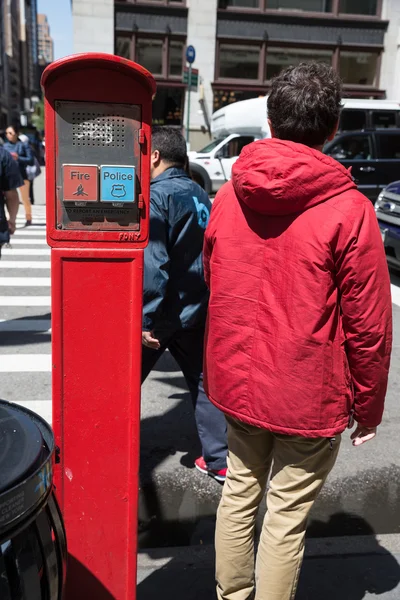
[
  {"xmin": 327, "ymin": 119, "xmax": 339, "ymax": 142},
  {"xmin": 151, "ymin": 149, "xmax": 161, "ymax": 167},
  {"xmin": 267, "ymin": 118, "xmax": 275, "ymax": 138}
]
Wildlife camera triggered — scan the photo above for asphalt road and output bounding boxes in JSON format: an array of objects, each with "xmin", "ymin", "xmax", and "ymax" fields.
[{"xmin": 1, "ymin": 169, "xmax": 400, "ymax": 550}]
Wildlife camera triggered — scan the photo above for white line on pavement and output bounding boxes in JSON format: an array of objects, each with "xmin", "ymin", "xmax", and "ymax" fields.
[
  {"xmin": 8, "ymin": 239, "xmax": 48, "ymax": 245},
  {"xmin": 13, "ymin": 230, "xmax": 47, "ymax": 236},
  {"xmin": 16, "ymin": 226, "xmax": 47, "ymax": 231},
  {"xmin": 0, "ymin": 319, "xmax": 51, "ymax": 332},
  {"xmin": 0, "ymin": 296, "xmax": 51, "ymax": 306},
  {"xmin": 0, "ymin": 354, "xmax": 51, "ymax": 372},
  {"xmin": 0, "ymin": 261, "xmax": 50, "ymax": 269},
  {"xmin": 0, "ymin": 277, "xmax": 50, "ymax": 286},
  {"xmin": 9, "ymin": 400, "xmax": 52, "ymax": 424},
  {"xmin": 1, "ymin": 249, "xmax": 50, "ymax": 256}
]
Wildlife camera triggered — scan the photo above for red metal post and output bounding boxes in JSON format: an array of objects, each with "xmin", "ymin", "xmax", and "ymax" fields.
[{"xmin": 42, "ymin": 54, "xmax": 156, "ymax": 599}]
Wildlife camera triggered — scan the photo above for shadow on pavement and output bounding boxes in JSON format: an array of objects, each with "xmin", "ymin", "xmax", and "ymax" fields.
[
  {"xmin": 66, "ymin": 554, "xmax": 115, "ymax": 599},
  {"xmin": 138, "ymin": 514, "xmax": 400, "ymax": 600}
]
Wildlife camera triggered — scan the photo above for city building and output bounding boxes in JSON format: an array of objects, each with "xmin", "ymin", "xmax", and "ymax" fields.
[
  {"xmin": 20, "ymin": 0, "xmax": 40, "ymax": 124},
  {"xmin": 72, "ymin": 0, "xmax": 399, "ymax": 149},
  {"xmin": 0, "ymin": 0, "xmax": 40, "ymax": 129},
  {"xmin": 37, "ymin": 13, "xmax": 54, "ymax": 66}
]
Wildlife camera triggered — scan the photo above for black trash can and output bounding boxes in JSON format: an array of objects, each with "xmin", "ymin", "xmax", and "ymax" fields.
[{"xmin": 0, "ymin": 401, "xmax": 67, "ymax": 599}]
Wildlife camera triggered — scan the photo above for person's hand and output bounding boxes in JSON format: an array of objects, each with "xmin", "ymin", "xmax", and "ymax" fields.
[
  {"xmin": 142, "ymin": 331, "xmax": 160, "ymax": 350},
  {"xmin": 11, "ymin": 152, "xmax": 18, "ymax": 161},
  {"xmin": 8, "ymin": 220, "xmax": 16, "ymax": 235},
  {"xmin": 351, "ymin": 425, "xmax": 377, "ymax": 447}
]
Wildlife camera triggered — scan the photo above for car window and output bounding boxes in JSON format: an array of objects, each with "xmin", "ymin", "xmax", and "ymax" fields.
[
  {"xmin": 325, "ymin": 135, "xmax": 372, "ymax": 160},
  {"xmin": 377, "ymin": 133, "xmax": 400, "ymax": 159},
  {"xmin": 220, "ymin": 136, "xmax": 254, "ymax": 159},
  {"xmin": 372, "ymin": 111, "xmax": 398, "ymax": 129},
  {"xmin": 339, "ymin": 109, "xmax": 367, "ymax": 131}
]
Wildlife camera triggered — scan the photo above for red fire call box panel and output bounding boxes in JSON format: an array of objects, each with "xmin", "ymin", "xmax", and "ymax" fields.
[
  {"xmin": 63, "ymin": 164, "xmax": 98, "ymax": 202},
  {"xmin": 41, "ymin": 53, "xmax": 156, "ymax": 600}
]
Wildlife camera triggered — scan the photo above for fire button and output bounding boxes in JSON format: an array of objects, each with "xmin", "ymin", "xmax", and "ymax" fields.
[{"xmin": 63, "ymin": 165, "xmax": 99, "ymax": 202}]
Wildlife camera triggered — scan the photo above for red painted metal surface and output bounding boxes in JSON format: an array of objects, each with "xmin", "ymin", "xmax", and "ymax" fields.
[{"xmin": 41, "ymin": 54, "xmax": 156, "ymax": 599}]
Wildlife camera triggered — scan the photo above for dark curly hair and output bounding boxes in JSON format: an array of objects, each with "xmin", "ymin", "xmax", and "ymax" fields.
[{"xmin": 267, "ymin": 62, "xmax": 342, "ymax": 148}]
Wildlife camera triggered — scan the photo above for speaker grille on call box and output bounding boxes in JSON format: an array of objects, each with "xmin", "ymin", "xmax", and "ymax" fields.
[{"xmin": 72, "ymin": 112, "xmax": 126, "ymax": 148}]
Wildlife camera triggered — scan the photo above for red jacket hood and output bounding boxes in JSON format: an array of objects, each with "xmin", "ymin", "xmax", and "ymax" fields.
[{"xmin": 232, "ymin": 138, "xmax": 357, "ymax": 216}]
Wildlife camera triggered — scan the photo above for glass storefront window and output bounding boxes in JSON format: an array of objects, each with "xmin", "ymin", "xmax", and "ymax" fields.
[
  {"xmin": 267, "ymin": 0, "xmax": 332, "ymax": 11},
  {"xmin": 339, "ymin": 0, "xmax": 377, "ymax": 15},
  {"xmin": 169, "ymin": 41, "xmax": 184, "ymax": 76},
  {"xmin": 219, "ymin": 44, "xmax": 260, "ymax": 79},
  {"xmin": 340, "ymin": 51, "xmax": 378, "ymax": 86},
  {"xmin": 266, "ymin": 47, "xmax": 332, "ymax": 80},
  {"xmin": 115, "ymin": 36, "xmax": 131, "ymax": 60},
  {"xmin": 152, "ymin": 87, "xmax": 184, "ymax": 127},
  {"xmin": 213, "ymin": 89, "xmax": 264, "ymax": 111},
  {"xmin": 136, "ymin": 38, "xmax": 163, "ymax": 76}
]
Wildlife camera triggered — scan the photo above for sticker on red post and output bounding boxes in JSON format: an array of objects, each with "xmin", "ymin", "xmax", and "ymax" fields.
[{"xmin": 63, "ymin": 165, "xmax": 99, "ymax": 202}]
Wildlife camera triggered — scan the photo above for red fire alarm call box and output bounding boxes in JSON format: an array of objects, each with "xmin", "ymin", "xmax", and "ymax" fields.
[{"xmin": 41, "ymin": 53, "xmax": 156, "ymax": 599}]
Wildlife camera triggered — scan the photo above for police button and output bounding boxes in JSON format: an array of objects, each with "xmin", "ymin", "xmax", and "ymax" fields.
[{"xmin": 100, "ymin": 165, "xmax": 136, "ymax": 203}]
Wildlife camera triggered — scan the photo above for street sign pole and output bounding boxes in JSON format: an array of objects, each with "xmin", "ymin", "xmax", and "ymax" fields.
[
  {"xmin": 185, "ymin": 45, "xmax": 196, "ymax": 146},
  {"xmin": 186, "ymin": 63, "xmax": 192, "ymax": 145}
]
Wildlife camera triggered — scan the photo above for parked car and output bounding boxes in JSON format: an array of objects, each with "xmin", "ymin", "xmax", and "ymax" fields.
[
  {"xmin": 323, "ymin": 129, "xmax": 400, "ymax": 203},
  {"xmin": 375, "ymin": 180, "xmax": 400, "ymax": 270},
  {"xmin": 189, "ymin": 98, "xmax": 400, "ymax": 194}
]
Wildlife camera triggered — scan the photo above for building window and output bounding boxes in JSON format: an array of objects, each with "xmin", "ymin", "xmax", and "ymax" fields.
[
  {"xmin": 266, "ymin": 47, "xmax": 333, "ymax": 80},
  {"xmin": 169, "ymin": 40, "xmax": 184, "ymax": 76},
  {"xmin": 338, "ymin": 0, "xmax": 377, "ymax": 15},
  {"xmin": 219, "ymin": 0, "xmax": 260, "ymax": 7},
  {"xmin": 219, "ymin": 44, "xmax": 260, "ymax": 79},
  {"xmin": 115, "ymin": 35, "xmax": 185, "ymax": 79},
  {"xmin": 116, "ymin": 36, "xmax": 131, "ymax": 60},
  {"xmin": 267, "ymin": 0, "xmax": 332, "ymax": 10},
  {"xmin": 136, "ymin": 38, "xmax": 163, "ymax": 76},
  {"xmin": 339, "ymin": 51, "xmax": 378, "ymax": 86}
]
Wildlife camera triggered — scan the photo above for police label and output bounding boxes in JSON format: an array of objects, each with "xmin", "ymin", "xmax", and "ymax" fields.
[
  {"xmin": 63, "ymin": 165, "xmax": 99, "ymax": 202},
  {"xmin": 100, "ymin": 165, "xmax": 135, "ymax": 203}
]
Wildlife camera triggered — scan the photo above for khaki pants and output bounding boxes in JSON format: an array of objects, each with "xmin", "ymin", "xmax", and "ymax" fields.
[
  {"xmin": 216, "ymin": 416, "xmax": 341, "ymax": 600},
  {"xmin": 18, "ymin": 179, "xmax": 32, "ymax": 221}
]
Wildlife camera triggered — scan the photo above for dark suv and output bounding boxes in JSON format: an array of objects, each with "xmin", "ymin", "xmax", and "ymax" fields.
[
  {"xmin": 324, "ymin": 129, "xmax": 400, "ymax": 203},
  {"xmin": 375, "ymin": 181, "xmax": 400, "ymax": 269}
]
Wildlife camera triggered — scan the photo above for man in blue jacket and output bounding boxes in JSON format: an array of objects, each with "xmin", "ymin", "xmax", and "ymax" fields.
[{"xmin": 142, "ymin": 127, "xmax": 227, "ymax": 481}]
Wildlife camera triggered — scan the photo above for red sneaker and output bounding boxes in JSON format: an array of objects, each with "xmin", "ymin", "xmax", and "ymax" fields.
[{"xmin": 194, "ymin": 456, "xmax": 227, "ymax": 483}]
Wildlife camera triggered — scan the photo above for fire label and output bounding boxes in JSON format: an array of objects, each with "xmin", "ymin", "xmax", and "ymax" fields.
[
  {"xmin": 63, "ymin": 165, "xmax": 99, "ymax": 202},
  {"xmin": 100, "ymin": 165, "xmax": 136, "ymax": 203}
]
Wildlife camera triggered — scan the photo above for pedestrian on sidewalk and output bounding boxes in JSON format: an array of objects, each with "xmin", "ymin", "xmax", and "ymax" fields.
[
  {"xmin": 0, "ymin": 146, "xmax": 23, "ymax": 258},
  {"xmin": 204, "ymin": 62, "xmax": 392, "ymax": 599},
  {"xmin": 142, "ymin": 126, "xmax": 227, "ymax": 482},
  {"xmin": 4, "ymin": 125, "xmax": 34, "ymax": 226}
]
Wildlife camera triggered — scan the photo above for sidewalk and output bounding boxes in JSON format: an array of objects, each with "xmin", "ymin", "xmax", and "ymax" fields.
[{"xmin": 137, "ymin": 535, "xmax": 400, "ymax": 599}]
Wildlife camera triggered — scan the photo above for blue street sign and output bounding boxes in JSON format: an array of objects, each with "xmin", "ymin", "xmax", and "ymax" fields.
[
  {"xmin": 100, "ymin": 165, "xmax": 135, "ymax": 203},
  {"xmin": 186, "ymin": 45, "xmax": 196, "ymax": 64}
]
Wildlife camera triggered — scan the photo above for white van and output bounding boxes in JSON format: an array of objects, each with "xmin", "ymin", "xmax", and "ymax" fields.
[{"xmin": 189, "ymin": 97, "xmax": 400, "ymax": 194}]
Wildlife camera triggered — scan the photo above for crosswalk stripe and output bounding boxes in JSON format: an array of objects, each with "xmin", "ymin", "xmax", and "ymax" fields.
[
  {"xmin": 8, "ymin": 239, "xmax": 48, "ymax": 245},
  {"xmin": 1, "ymin": 249, "xmax": 50, "ymax": 256},
  {"xmin": 0, "ymin": 319, "xmax": 51, "ymax": 332},
  {"xmin": 13, "ymin": 230, "xmax": 47, "ymax": 236},
  {"xmin": 0, "ymin": 277, "xmax": 50, "ymax": 286},
  {"xmin": 16, "ymin": 226, "xmax": 47, "ymax": 231},
  {"xmin": 0, "ymin": 296, "xmax": 51, "ymax": 306},
  {"xmin": 0, "ymin": 354, "xmax": 51, "ymax": 372},
  {"xmin": 0, "ymin": 261, "xmax": 50, "ymax": 269}
]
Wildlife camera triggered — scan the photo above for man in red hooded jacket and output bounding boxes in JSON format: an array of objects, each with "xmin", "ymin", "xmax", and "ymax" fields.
[{"xmin": 204, "ymin": 62, "xmax": 392, "ymax": 600}]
